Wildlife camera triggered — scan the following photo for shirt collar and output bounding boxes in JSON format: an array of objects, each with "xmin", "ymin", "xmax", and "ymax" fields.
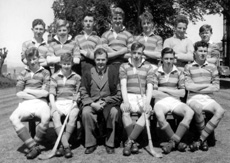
[
  {"xmin": 157, "ymin": 65, "xmax": 179, "ymax": 74},
  {"xmin": 173, "ymin": 34, "xmax": 187, "ymax": 40},
  {"xmin": 54, "ymin": 35, "xmax": 72, "ymax": 43},
  {"xmin": 192, "ymin": 60, "xmax": 209, "ymax": 67},
  {"xmin": 31, "ymin": 38, "xmax": 46, "ymax": 45},
  {"xmin": 110, "ymin": 26, "xmax": 126, "ymax": 33},
  {"xmin": 25, "ymin": 66, "xmax": 44, "ymax": 73},
  {"xmin": 57, "ymin": 69, "xmax": 76, "ymax": 78},
  {"xmin": 80, "ymin": 30, "xmax": 97, "ymax": 36},
  {"xmin": 140, "ymin": 31, "xmax": 155, "ymax": 37},
  {"xmin": 128, "ymin": 58, "xmax": 146, "ymax": 68}
]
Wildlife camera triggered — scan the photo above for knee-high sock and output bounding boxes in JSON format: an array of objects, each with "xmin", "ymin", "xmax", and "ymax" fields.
[
  {"xmin": 55, "ymin": 126, "xmax": 69, "ymax": 148},
  {"xmin": 34, "ymin": 124, "xmax": 47, "ymax": 143},
  {"xmin": 64, "ymin": 124, "xmax": 75, "ymax": 141},
  {"xmin": 161, "ymin": 122, "xmax": 174, "ymax": 140},
  {"xmin": 200, "ymin": 118, "xmax": 219, "ymax": 142},
  {"xmin": 125, "ymin": 124, "xmax": 134, "ymax": 137},
  {"xmin": 195, "ymin": 114, "xmax": 205, "ymax": 134},
  {"xmin": 172, "ymin": 123, "xmax": 189, "ymax": 143},
  {"xmin": 16, "ymin": 126, "xmax": 36, "ymax": 149},
  {"xmin": 129, "ymin": 114, "xmax": 145, "ymax": 140}
]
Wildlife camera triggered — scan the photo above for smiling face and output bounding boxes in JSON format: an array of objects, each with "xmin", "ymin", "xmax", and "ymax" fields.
[
  {"xmin": 111, "ymin": 14, "xmax": 123, "ymax": 29},
  {"xmin": 141, "ymin": 19, "xmax": 153, "ymax": 35},
  {"xmin": 94, "ymin": 52, "xmax": 108, "ymax": 72},
  {"xmin": 26, "ymin": 55, "xmax": 40, "ymax": 70},
  {"xmin": 200, "ymin": 30, "xmax": 212, "ymax": 43},
  {"xmin": 194, "ymin": 46, "xmax": 208, "ymax": 64},
  {"xmin": 57, "ymin": 26, "xmax": 69, "ymax": 38},
  {"xmin": 83, "ymin": 16, "xmax": 94, "ymax": 32},
  {"xmin": 60, "ymin": 60, "xmax": 73, "ymax": 74},
  {"xmin": 175, "ymin": 22, "xmax": 187, "ymax": 39},
  {"xmin": 162, "ymin": 52, "xmax": 175, "ymax": 70},
  {"xmin": 32, "ymin": 24, "xmax": 45, "ymax": 39}
]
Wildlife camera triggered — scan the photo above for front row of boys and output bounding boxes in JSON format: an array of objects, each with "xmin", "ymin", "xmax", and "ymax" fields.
[{"xmin": 10, "ymin": 40, "xmax": 225, "ymax": 159}]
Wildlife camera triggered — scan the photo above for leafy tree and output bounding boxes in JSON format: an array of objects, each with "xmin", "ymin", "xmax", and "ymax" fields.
[
  {"xmin": 50, "ymin": 0, "xmax": 224, "ymax": 40},
  {"xmin": 0, "ymin": 48, "xmax": 8, "ymax": 77}
]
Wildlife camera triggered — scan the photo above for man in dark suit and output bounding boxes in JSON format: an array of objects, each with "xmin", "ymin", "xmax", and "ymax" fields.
[{"xmin": 80, "ymin": 47, "xmax": 122, "ymax": 154}]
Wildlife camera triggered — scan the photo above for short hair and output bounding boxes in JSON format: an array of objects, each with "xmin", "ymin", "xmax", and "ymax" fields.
[
  {"xmin": 55, "ymin": 19, "xmax": 69, "ymax": 30},
  {"xmin": 94, "ymin": 48, "xmax": 108, "ymax": 59},
  {"xmin": 111, "ymin": 7, "xmax": 125, "ymax": 18},
  {"xmin": 25, "ymin": 47, "xmax": 39, "ymax": 59},
  {"xmin": 131, "ymin": 42, "xmax": 145, "ymax": 52},
  {"xmin": 139, "ymin": 10, "xmax": 153, "ymax": 22},
  {"xmin": 161, "ymin": 47, "xmax": 175, "ymax": 58},
  {"xmin": 32, "ymin": 19, "xmax": 46, "ymax": 29},
  {"xmin": 194, "ymin": 41, "xmax": 209, "ymax": 51},
  {"xmin": 199, "ymin": 24, "xmax": 213, "ymax": 34},
  {"xmin": 174, "ymin": 15, "xmax": 189, "ymax": 26},
  {"xmin": 83, "ymin": 12, "xmax": 95, "ymax": 20},
  {"xmin": 60, "ymin": 53, "xmax": 73, "ymax": 62}
]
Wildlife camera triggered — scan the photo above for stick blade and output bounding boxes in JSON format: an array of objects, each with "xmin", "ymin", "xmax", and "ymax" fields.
[{"xmin": 38, "ymin": 151, "xmax": 55, "ymax": 160}]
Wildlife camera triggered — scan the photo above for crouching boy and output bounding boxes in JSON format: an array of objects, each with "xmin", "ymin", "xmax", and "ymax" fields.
[
  {"xmin": 9, "ymin": 47, "xmax": 51, "ymax": 159},
  {"xmin": 49, "ymin": 53, "xmax": 81, "ymax": 158}
]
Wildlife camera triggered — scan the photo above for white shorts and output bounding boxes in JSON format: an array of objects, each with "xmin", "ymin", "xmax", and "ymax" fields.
[
  {"xmin": 12, "ymin": 99, "xmax": 50, "ymax": 120},
  {"xmin": 128, "ymin": 93, "xmax": 144, "ymax": 112},
  {"xmin": 52, "ymin": 100, "xmax": 76, "ymax": 116},
  {"xmin": 187, "ymin": 94, "xmax": 216, "ymax": 109},
  {"xmin": 155, "ymin": 97, "xmax": 182, "ymax": 113}
]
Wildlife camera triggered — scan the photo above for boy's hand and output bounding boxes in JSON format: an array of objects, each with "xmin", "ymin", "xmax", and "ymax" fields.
[
  {"xmin": 91, "ymin": 102, "xmax": 104, "ymax": 112},
  {"xmin": 121, "ymin": 102, "xmax": 131, "ymax": 112}
]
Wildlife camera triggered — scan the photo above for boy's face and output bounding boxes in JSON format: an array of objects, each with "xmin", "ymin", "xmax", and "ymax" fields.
[
  {"xmin": 32, "ymin": 24, "xmax": 45, "ymax": 39},
  {"xmin": 199, "ymin": 30, "xmax": 212, "ymax": 43},
  {"xmin": 131, "ymin": 47, "xmax": 143, "ymax": 63},
  {"xmin": 141, "ymin": 19, "xmax": 153, "ymax": 34},
  {"xmin": 162, "ymin": 53, "xmax": 174, "ymax": 69},
  {"xmin": 175, "ymin": 22, "xmax": 187, "ymax": 38},
  {"xmin": 83, "ymin": 16, "xmax": 94, "ymax": 31},
  {"xmin": 194, "ymin": 46, "xmax": 208, "ymax": 63},
  {"xmin": 94, "ymin": 53, "xmax": 108, "ymax": 72},
  {"xmin": 57, "ymin": 26, "xmax": 69, "ymax": 38},
  {"xmin": 26, "ymin": 55, "xmax": 39, "ymax": 69},
  {"xmin": 112, "ymin": 14, "xmax": 123, "ymax": 29},
  {"xmin": 60, "ymin": 60, "xmax": 73, "ymax": 73}
]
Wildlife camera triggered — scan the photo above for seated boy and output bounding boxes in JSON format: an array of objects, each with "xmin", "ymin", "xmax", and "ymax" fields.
[
  {"xmin": 49, "ymin": 53, "xmax": 81, "ymax": 158},
  {"xmin": 9, "ymin": 47, "xmax": 51, "ymax": 159}
]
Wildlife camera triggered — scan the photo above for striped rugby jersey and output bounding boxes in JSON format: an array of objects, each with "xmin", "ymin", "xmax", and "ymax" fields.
[
  {"xmin": 153, "ymin": 65, "xmax": 185, "ymax": 92},
  {"xmin": 16, "ymin": 66, "xmax": 50, "ymax": 93},
  {"xmin": 101, "ymin": 27, "xmax": 133, "ymax": 52},
  {"xmin": 119, "ymin": 58, "xmax": 154, "ymax": 94},
  {"xmin": 21, "ymin": 39, "xmax": 48, "ymax": 61},
  {"xmin": 49, "ymin": 70, "xmax": 81, "ymax": 100},
  {"xmin": 184, "ymin": 61, "xmax": 219, "ymax": 98}
]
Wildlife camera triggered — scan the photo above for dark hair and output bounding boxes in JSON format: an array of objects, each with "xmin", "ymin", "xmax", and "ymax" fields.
[
  {"xmin": 174, "ymin": 15, "xmax": 189, "ymax": 27},
  {"xmin": 25, "ymin": 47, "xmax": 39, "ymax": 59},
  {"xmin": 131, "ymin": 42, "xmax": 145, "ymax": 52},
  {"xmin": 60, "ymin": 53, "xmax": 73, "ymax": 62},
  {"xmin": 32, "ymin": 19, "xmax": 46, "ymax": 29},
  {"xmin": 161, "ymin": 47, "xmax": 175, "ymax": 58},
  {"xmin": 83, "ymin": 12, "xmax": 95, "ymax": 20},
  {"xmin": 199, "ymin": 24, "xmax": 213, "ymax": 34},
  {"xmin": 94, "ymin": 48, "xmax": 108, "ymax": 59},
  {"xmin": 194, "ymin": 41, "xmax": 209, "ymax": 51}
]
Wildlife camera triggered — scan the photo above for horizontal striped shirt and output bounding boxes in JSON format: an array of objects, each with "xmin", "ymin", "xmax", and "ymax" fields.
[
  {"xmin": 49, "ymin": 70, "xmax": 81, "ymax": 100},
  {"xmin": 154, "ymin": 65, "xmax": 185, "ymax": 94},
  {"xmin": 16, "ymin": 66, "xmax": 50, "ymax": 93},
  {"xmin": 101, "ymin": 28, "xmax": 133, "ymax": 52},
  {"xmin": 184, "ymin": 61, "xmax": 219, "ymax": 98},
  {"xmin": 74, "ymin": 31, "xmax": 101, "ymax": 60},
  {"xmin": 21, "ymin": 39, "xmax": 49, "ymax": 61},
  {"xmin": 119, "ymin": 59, "xmax": 155, "ymax": 94},
  {"xmin": 47, "ymin": 35, "xmax": 80, "ymax": 59},
  {"xmin": 135, "ymin": 32, "xmax": 162, "ymax": 60}
]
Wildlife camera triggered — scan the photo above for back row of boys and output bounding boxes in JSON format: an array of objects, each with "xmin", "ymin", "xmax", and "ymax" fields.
[{"xmin": 9, "ymin": 7, "xmax": 224, "ymax": 160}]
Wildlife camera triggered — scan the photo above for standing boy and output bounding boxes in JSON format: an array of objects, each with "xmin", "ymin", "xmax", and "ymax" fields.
[
  {"xmin": 119, "ymin": 42, "xmax": 154, "ymax": 156},
  {"xmin": 184, "ymin": 41, "xmax": 225, "ymax": 151},
  {"xmin": 49, "ymin": 53, "xmax": 81, "ymax": 158},
  {"xmin": 10, "ymin": 47, "xmax": 50, "ymax": 159}
]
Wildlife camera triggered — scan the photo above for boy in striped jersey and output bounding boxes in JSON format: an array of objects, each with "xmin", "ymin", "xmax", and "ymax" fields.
[
  {"xmin": 135, "ymin": 10, "xmax": 163, "ymax": 70},
  {"xmin": 101, "ymin": 7, "xmax": 133, "ymax": 72},
  {"xmin": 10, "ymin": 47, "xmax": 51, "ymax": 159},
  {"xmin": 74, "ymin": 12, "xmax": 101, "ymax": 75},
  {"xmin": 120, "ymin": 42, "xmax": 154, "ymax": 156},
  {"xmin": 47, "ymin": 19, "xmax": 80, "ymax": 74},
  {"xmin": 21, "ymin": 19, "xmax": 50, "ymax": 72},
  {"xmin": 184, "ymin": 41, "xmax": 225, "ymax": 151},
  {"xmin": 49, "ymin": 53, "xmax": 81, "ymax": 158},
  {"xmin": 152, "ymin": 47, "xmax": 194, "ymax": 154}
]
